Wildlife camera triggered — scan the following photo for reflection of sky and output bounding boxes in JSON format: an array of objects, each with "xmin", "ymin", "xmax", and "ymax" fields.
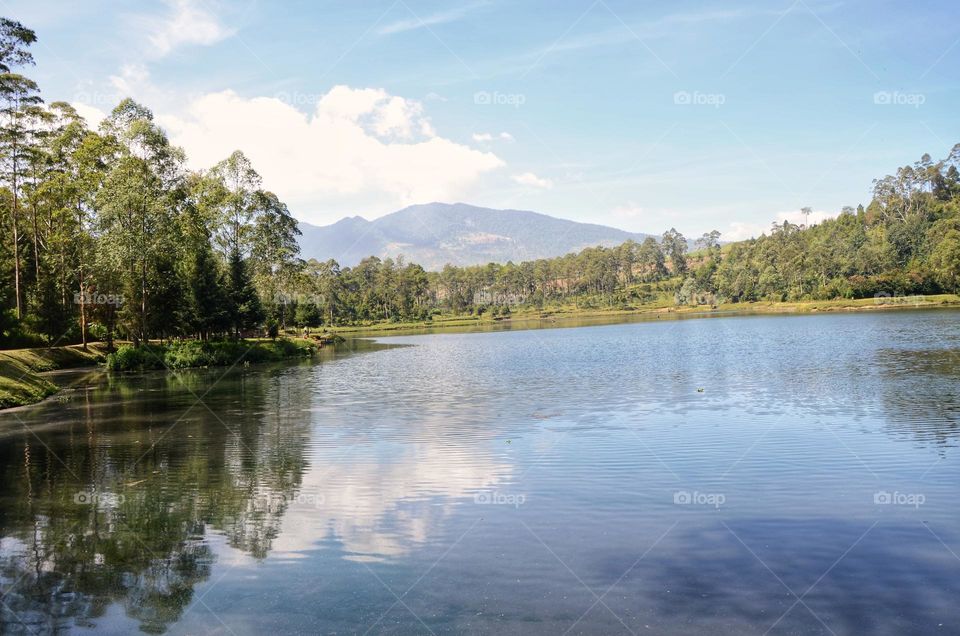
[
  {"xmin": 272, "ymin": 438, "xmax": 514, "ymax": 560},
  {"xmin": 1, "ymin": 311, "xmax": 959, "ymax": 633}
]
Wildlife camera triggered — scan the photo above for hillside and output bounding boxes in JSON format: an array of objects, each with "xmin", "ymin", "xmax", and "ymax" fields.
[{"xmin": 297, "ymin": 203, "xmax": 654, "ymax": 269}]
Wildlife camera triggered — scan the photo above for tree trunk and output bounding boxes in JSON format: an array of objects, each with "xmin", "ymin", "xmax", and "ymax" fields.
[{"xmin": 11, "ymin": 148, "xmax": 22, "ymax": 319}]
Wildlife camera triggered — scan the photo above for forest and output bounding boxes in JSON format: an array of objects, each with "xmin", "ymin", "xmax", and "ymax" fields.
[{"xmin": 1, "ymin": 17, "xmax": 959, "ymax": 348}]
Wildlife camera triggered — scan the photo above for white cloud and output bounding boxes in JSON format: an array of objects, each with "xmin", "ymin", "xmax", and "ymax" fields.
[
  {"xmin": 146, "ymin": 0, "xmax": 235, "ymax": 57},
  {"xmin": 511, "ymin": 172, "xmax": 553, "ymax": 189},
  {"xmin": 71, "ymin": 102, "xmax": 107, "ymax": 127},
  {"xmin": 160, "ymin": 85, "xmax": 504, "ymax": 212},
  {"xmin": 473, "ymin": 131, "xmax": 514, "ymax": 144},
  {"xmin": 724, "ymin": 209, "xmax": 834, "ymax": 241},
  {"xmin": 318, "ymin": 86, "xmax": 434, "ymax": 139},
  {"xmin": 109, "ymin": 63, "xmax": 152, "ymax": 97}
]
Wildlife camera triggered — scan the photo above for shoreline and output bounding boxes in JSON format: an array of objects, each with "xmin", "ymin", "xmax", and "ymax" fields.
[
  {"xmin": 331, "ymin": 294, "xmax": 960, "ymax": 337},
  {"xmin": 2, "ymin": 296, "xmax": 957, "ymax": 410},
  {"xmin": 0, "ymin": 344, "xmax": 109, "ymax": 410},
  {"xmin": 0, "ymin": 338, "xmax": 319, "ymax": 411}
]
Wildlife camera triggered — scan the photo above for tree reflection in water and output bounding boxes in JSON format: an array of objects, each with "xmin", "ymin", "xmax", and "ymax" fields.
[{"xmin": 0, "ymin": 363, "xmax": 313, "ymax": 634}]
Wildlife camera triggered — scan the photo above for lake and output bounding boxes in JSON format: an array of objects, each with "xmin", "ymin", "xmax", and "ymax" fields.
[{"xmin": 0, "ymin": 310, "xmax": 958, "ymax": 635}]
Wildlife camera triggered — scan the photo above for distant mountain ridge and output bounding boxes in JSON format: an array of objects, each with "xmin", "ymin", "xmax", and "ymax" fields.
[{"xmin": 297, "ymin": 203, "xmax": 654, "ymax": 270}]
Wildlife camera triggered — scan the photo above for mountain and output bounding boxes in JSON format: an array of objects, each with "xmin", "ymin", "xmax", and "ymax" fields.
[{"xmin": 297, "ymin": 203, "xmax": 654, "ymax": 270}]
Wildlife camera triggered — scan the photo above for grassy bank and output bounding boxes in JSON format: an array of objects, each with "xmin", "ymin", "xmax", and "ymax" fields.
[
  {"xmin": 0, "ymin": 344, "xmax": 109, "ymax": 409},
  {"xmin": 0, "ymin": 338, "xmax": 317, "ymax": 409},
  {"xmin": 331, "ymin": 294, "xmax": 960, "ymax": 336},
  {"xmin": 105, "ymin": 338, "xmax": 317, "ymax": 372}
]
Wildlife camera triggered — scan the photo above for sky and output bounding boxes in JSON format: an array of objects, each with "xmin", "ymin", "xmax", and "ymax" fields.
[{"xmin": 8, "ymin": 0, "xmax": 960, "ymax": 239}]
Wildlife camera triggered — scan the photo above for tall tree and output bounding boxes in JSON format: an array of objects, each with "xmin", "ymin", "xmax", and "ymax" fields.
[
  {"xmin": 662, "ymin": 228, "xmax": 688, "ymax": 276},
  {"xmin": 0, "ymin": 18, "xmax": 40, "ymax": 319}
]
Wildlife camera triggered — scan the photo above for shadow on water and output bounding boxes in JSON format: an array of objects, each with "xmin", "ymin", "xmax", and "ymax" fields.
[{"xmin": 628, "ymin": 519, "xmax": 960, "ymax": 635}]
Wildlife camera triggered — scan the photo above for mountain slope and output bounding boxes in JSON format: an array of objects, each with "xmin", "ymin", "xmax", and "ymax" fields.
[{"xmin": 297, "ymin": 203, "xmax": 653, "ymax": 269}]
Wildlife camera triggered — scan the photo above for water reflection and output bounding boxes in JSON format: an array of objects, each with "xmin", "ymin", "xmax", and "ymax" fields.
[
  {"xmin": 0, "ymin": 312, "xmax": 957, "ymax": 634},
  {"xmin": 0, "ymin": 360, "xmax": 320, "ymax": 633}
]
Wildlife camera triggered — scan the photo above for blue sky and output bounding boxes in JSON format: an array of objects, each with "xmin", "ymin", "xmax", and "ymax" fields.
[{"xmin": 10, "ymin": 0, "xmax": 960, "ymax": 238}]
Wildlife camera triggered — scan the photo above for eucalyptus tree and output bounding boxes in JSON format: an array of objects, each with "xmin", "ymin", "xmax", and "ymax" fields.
[
  {"xmin": 636, "ymin": 236, "xmax": 667, "ymax": 282},
  {"xmin": 0, "ymin": 18, "xmax": 40, "ymax": 319},
  {"xmin": 661, "ymin": 228, "xmax": 688, "ymax": 277},
  {"xmin": 96, "ymin": 99, "xmax": 186, "ymax": 344},
  {"xmin": 26, "ymin": 102, "xmax": 86, "ymax": 338},
  {"xmin": 250, "ymin": 190, "xmax": 302, "ymax": 327},
  {"xmin": 205, "ymin": 151, "xmax": 274, "ymax": 335}
]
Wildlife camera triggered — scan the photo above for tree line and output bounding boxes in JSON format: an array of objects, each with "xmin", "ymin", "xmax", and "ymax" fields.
[
  {"xmin": 260, "ymin": 144, "xmax": 960, "ymax": 325},
  {"xmin": 1, "ymin": 17, "xmax": 959, "ymax": 347},
  {"xmin": 0, "ymin": 18, "xmax": 301, "ymax": 348}
]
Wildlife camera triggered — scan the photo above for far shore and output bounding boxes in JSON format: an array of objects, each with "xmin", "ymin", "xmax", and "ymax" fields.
[{"xmin": 330, "ymin": 293, "xmax": 960, "ymax": 336}]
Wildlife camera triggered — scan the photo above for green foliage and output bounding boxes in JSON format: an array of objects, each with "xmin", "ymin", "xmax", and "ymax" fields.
[
  {"xmin": 0, "ymin": 23, "xmax": 301, "ymax": 348},
  {"xmin": 265, "ymin": 318, "xmax": 279, "ymax": 340},
  {"xmin": 1, "ymin": 15, "xmax": 960, "ymax": 347},
  {"xmin": 106, "ymin": 338, "xmax": 314, "ymax": 372}
]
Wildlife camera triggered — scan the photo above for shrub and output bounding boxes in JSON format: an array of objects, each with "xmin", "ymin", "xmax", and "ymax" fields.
[{"xmin": 106, "ymin": 338, "xmax": 315, "ymax": 372}]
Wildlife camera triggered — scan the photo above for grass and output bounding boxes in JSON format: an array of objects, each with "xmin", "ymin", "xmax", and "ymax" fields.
[
  {"xmin": 0, "ymin": 343, "xmax": 108, "ymax": 409},
  {"xmin": 0, "ymin": 338, "xmax": 317, "ymax": 409}
]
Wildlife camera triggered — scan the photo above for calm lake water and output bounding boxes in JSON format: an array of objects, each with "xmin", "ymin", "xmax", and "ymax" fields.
[{"xmin": 1, "ymin": 310, "xmax": 959, "ymax": 635}]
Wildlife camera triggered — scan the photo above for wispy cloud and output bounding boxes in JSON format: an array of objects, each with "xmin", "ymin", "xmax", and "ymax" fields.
[
  {"xmin": 378, "ymin": 1, "xmax": 488, "ymax": 36},
  {"xmin": 502, "ymin": 3, "xmax": 841, "ymax": 74},
  {"xmin": 146, "ymin": 0, "xmax": 235, "ymax": 57}
]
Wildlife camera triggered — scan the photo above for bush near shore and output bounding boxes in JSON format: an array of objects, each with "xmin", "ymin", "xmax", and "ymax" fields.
[{"xmin": 105, "ymin": 339, "xmax": 316, "ymax": 372}]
